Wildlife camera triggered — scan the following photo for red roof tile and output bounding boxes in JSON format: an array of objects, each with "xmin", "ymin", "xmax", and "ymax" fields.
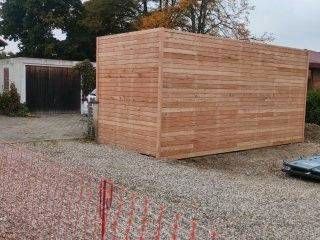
[
  {"xmin": 309, "ymin": 51, "xmax": 320, "ymax": 68},
  {"xmin": 310, "ymin": 51, "xmax": 320, "ymax": 64}
]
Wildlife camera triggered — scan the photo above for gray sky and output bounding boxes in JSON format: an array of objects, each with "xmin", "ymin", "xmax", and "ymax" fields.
[
  {"xmin": 3, "ymin": 0, "xmax": 320, "ymax": 53},
  {"xmin": 249, "ymin": 0, "xmax": 320, "ymax": 51}
]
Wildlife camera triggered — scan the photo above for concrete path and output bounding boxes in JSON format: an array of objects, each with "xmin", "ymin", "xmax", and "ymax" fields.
[{"xmin": 0, "ymin": 114, "xmax": 86, "ymax": 143}]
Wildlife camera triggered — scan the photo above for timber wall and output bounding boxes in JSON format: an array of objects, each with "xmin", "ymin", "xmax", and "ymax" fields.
[
  {"xmin": 97, "ymin": 29, "xmax": 160, "ymax": 156},
  {"xmin": 97, "ymin": 28, "xmax": 309, "ymax": 159}
]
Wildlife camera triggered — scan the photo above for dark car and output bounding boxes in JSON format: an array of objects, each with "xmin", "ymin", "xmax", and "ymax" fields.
[{"xmin": 283, "ymin": 156, "xmax": 320, "ymax": 181}]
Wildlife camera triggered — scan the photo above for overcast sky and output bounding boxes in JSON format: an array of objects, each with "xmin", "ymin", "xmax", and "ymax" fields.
[
  {"xmin": 249, "ymin": 0, "xmax": 320, "ymax": 51},
  {"xmin": 3, "ymin": 0, "xmax": 320, "ymax": 53}
]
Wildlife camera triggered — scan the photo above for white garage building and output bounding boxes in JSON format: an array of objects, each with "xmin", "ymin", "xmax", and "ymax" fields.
[{"xmin": 0, "ymin": 57, "xmax": 82, "ymax": 112}]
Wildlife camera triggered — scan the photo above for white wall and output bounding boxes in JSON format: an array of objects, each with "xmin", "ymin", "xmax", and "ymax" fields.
[{"xmin": 0, "ymin": 58, "xmax": 22, "ymax": 99}]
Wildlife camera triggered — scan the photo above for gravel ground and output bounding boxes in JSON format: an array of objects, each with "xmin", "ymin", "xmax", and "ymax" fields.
[
  {"xmin": 0, "ymin": 114, "xmax": 86, "ymax": 143},
  {"xmin": 0, "ymin": 211, "xmax": 37, "ymax": 240},
  {"xmin": 22, "ymin": 125, "xmax": 320, "ymax": 240},
  {"xmin": 0, "ymin": 143, "xmax": 101, "ymax": 240},
  {"xmin": 0, "ymin": 143, "xmax": 212, "ymax": 239}
]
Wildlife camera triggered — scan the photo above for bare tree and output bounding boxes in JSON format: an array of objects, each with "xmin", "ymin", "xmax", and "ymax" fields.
[{"xmin": 138, "ymin": 0, "xmax": 274, "ymax": 42}]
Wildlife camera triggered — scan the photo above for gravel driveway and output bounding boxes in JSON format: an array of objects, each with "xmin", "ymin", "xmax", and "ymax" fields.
[
  {"xmin": 0, "ymin": 114, "xmax": 86, "ymax": 143},
  {"xmin": 23, "ymin": 134, "xmax": 320, "ymax": 240}
]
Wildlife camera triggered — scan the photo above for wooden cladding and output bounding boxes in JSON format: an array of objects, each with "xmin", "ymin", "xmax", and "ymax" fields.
[
  {"xmin": 97, "ymin": 29, "xmax": 160, "ymax": 156},
  {"xmin": 97, "ymin": 28, "xmax": 309, "ymax": 159}
]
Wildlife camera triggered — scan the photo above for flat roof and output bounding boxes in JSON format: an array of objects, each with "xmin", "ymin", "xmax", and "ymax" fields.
[{"xmin": 0, "ymin": 57, "xmax": 96, "ymax": 67}]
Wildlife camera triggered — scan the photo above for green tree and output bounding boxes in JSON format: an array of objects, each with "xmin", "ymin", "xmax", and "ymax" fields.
[
  {"xmin": 0, "ymin": 0, "xmax": 141, "ymax": 60},
  {"xmin": 83, "ymin": 0, "xmax": 139, "ymax": 35},
  {"xmin": 74, "ymin": 59, "xmax": 96, "ymax": 98},
  {"xmin": 0, "ymin": 0, "xmax": 83, "ymax": 59},
  {"xmin": 0, "ymin": 83, "xmax": 29, "ymax": 116},
  {"xmin": 76, "ymin": 0, "xmax": 140, "ymax": 60},
  {"xmin": 306, "ymin": 90, "xmax": 320, "ymax": 125},
  {"xmin": 1, "ymin": 0, "xmax": 272, "ymax": 61}
]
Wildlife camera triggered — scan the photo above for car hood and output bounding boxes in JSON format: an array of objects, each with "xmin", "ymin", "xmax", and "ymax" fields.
[
  {"xmin": 286, "ymin": 157, "xmax": 320, "ymax": 170},
  {"xmin": 312, "ymin": 166, "xmax": 320, "ymax": 174}
]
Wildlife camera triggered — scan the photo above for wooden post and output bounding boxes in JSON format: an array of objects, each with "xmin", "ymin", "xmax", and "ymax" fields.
[{"xmin": 100, "ymin": 180, "xmax": 107, "ymax": 240}]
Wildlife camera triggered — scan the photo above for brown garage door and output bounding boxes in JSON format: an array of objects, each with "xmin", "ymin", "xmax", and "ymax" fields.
[{"xmin": 26, "ymin": 65, "xmax": 81, "ymax": 112}]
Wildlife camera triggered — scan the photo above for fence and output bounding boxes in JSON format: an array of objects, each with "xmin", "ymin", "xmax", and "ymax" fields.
[
  {"xmin": 0, "ymin": 142, "xmax": 217, "ymax": 239},
  {"xmin": 0, "ymin": 142, "xmax": 101, "ymax": 239},
  {"xmin": 99, "ymin": 180, "xmax": 217, "ymax": 240}
]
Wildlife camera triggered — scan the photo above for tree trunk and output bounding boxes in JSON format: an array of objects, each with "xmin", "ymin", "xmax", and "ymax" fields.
[
  {"xmin": 198, "ymin": 0, "xmax": 208, "ymax": 33},
  {"xmin": 142, "ymin": 0, "xmax": 148, "ymax": 13},
  {"xmin": 190, "ymin": 5, "xmax": 196, "ymax": 33},
  {"xmin": 197, "ymin": 0, "xmax": 204, "ymax": 33}
]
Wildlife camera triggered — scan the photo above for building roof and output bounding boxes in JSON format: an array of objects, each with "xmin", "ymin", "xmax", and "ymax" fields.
[
  {"xmin": 310, "ymin": 51, "xmax": 320, "ymax": 68},
  {"xmin": 0, "ymin": 57, "xmax": 96, "ymax": 68}
]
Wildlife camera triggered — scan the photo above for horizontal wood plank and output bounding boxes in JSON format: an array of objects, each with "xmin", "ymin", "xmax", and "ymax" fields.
[{"xmin": 97, "ymin": 28, "xmax": 308, "ymax": 159}]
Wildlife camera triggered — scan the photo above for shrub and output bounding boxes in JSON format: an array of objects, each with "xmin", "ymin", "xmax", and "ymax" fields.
[
  {"xmin": 73, "ymin": 59, "xmax": 96, "ymax": 100},
  {"xmin": 15, "ymin": 104, "xmax": 29, "ymax": 117},
  {"xmin": 0, "ymin": 83, "xmax": 29, "ymax": 117},
  {"xmin": 306, "ymin": 90, "xmax": 320, "ymax": 125},
  {"xmin": 0, "ymin": 91, "xmax": 10, "ymax": 115}
]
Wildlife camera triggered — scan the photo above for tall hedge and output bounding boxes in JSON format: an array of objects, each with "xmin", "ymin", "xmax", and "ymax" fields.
[
  {"xmin": 74, "ymin": 59, "xmax": 96, "ymax": 99},
  {"xmin": 306, "ymin": 90, "xmax": 320, "ymax": 125}
]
